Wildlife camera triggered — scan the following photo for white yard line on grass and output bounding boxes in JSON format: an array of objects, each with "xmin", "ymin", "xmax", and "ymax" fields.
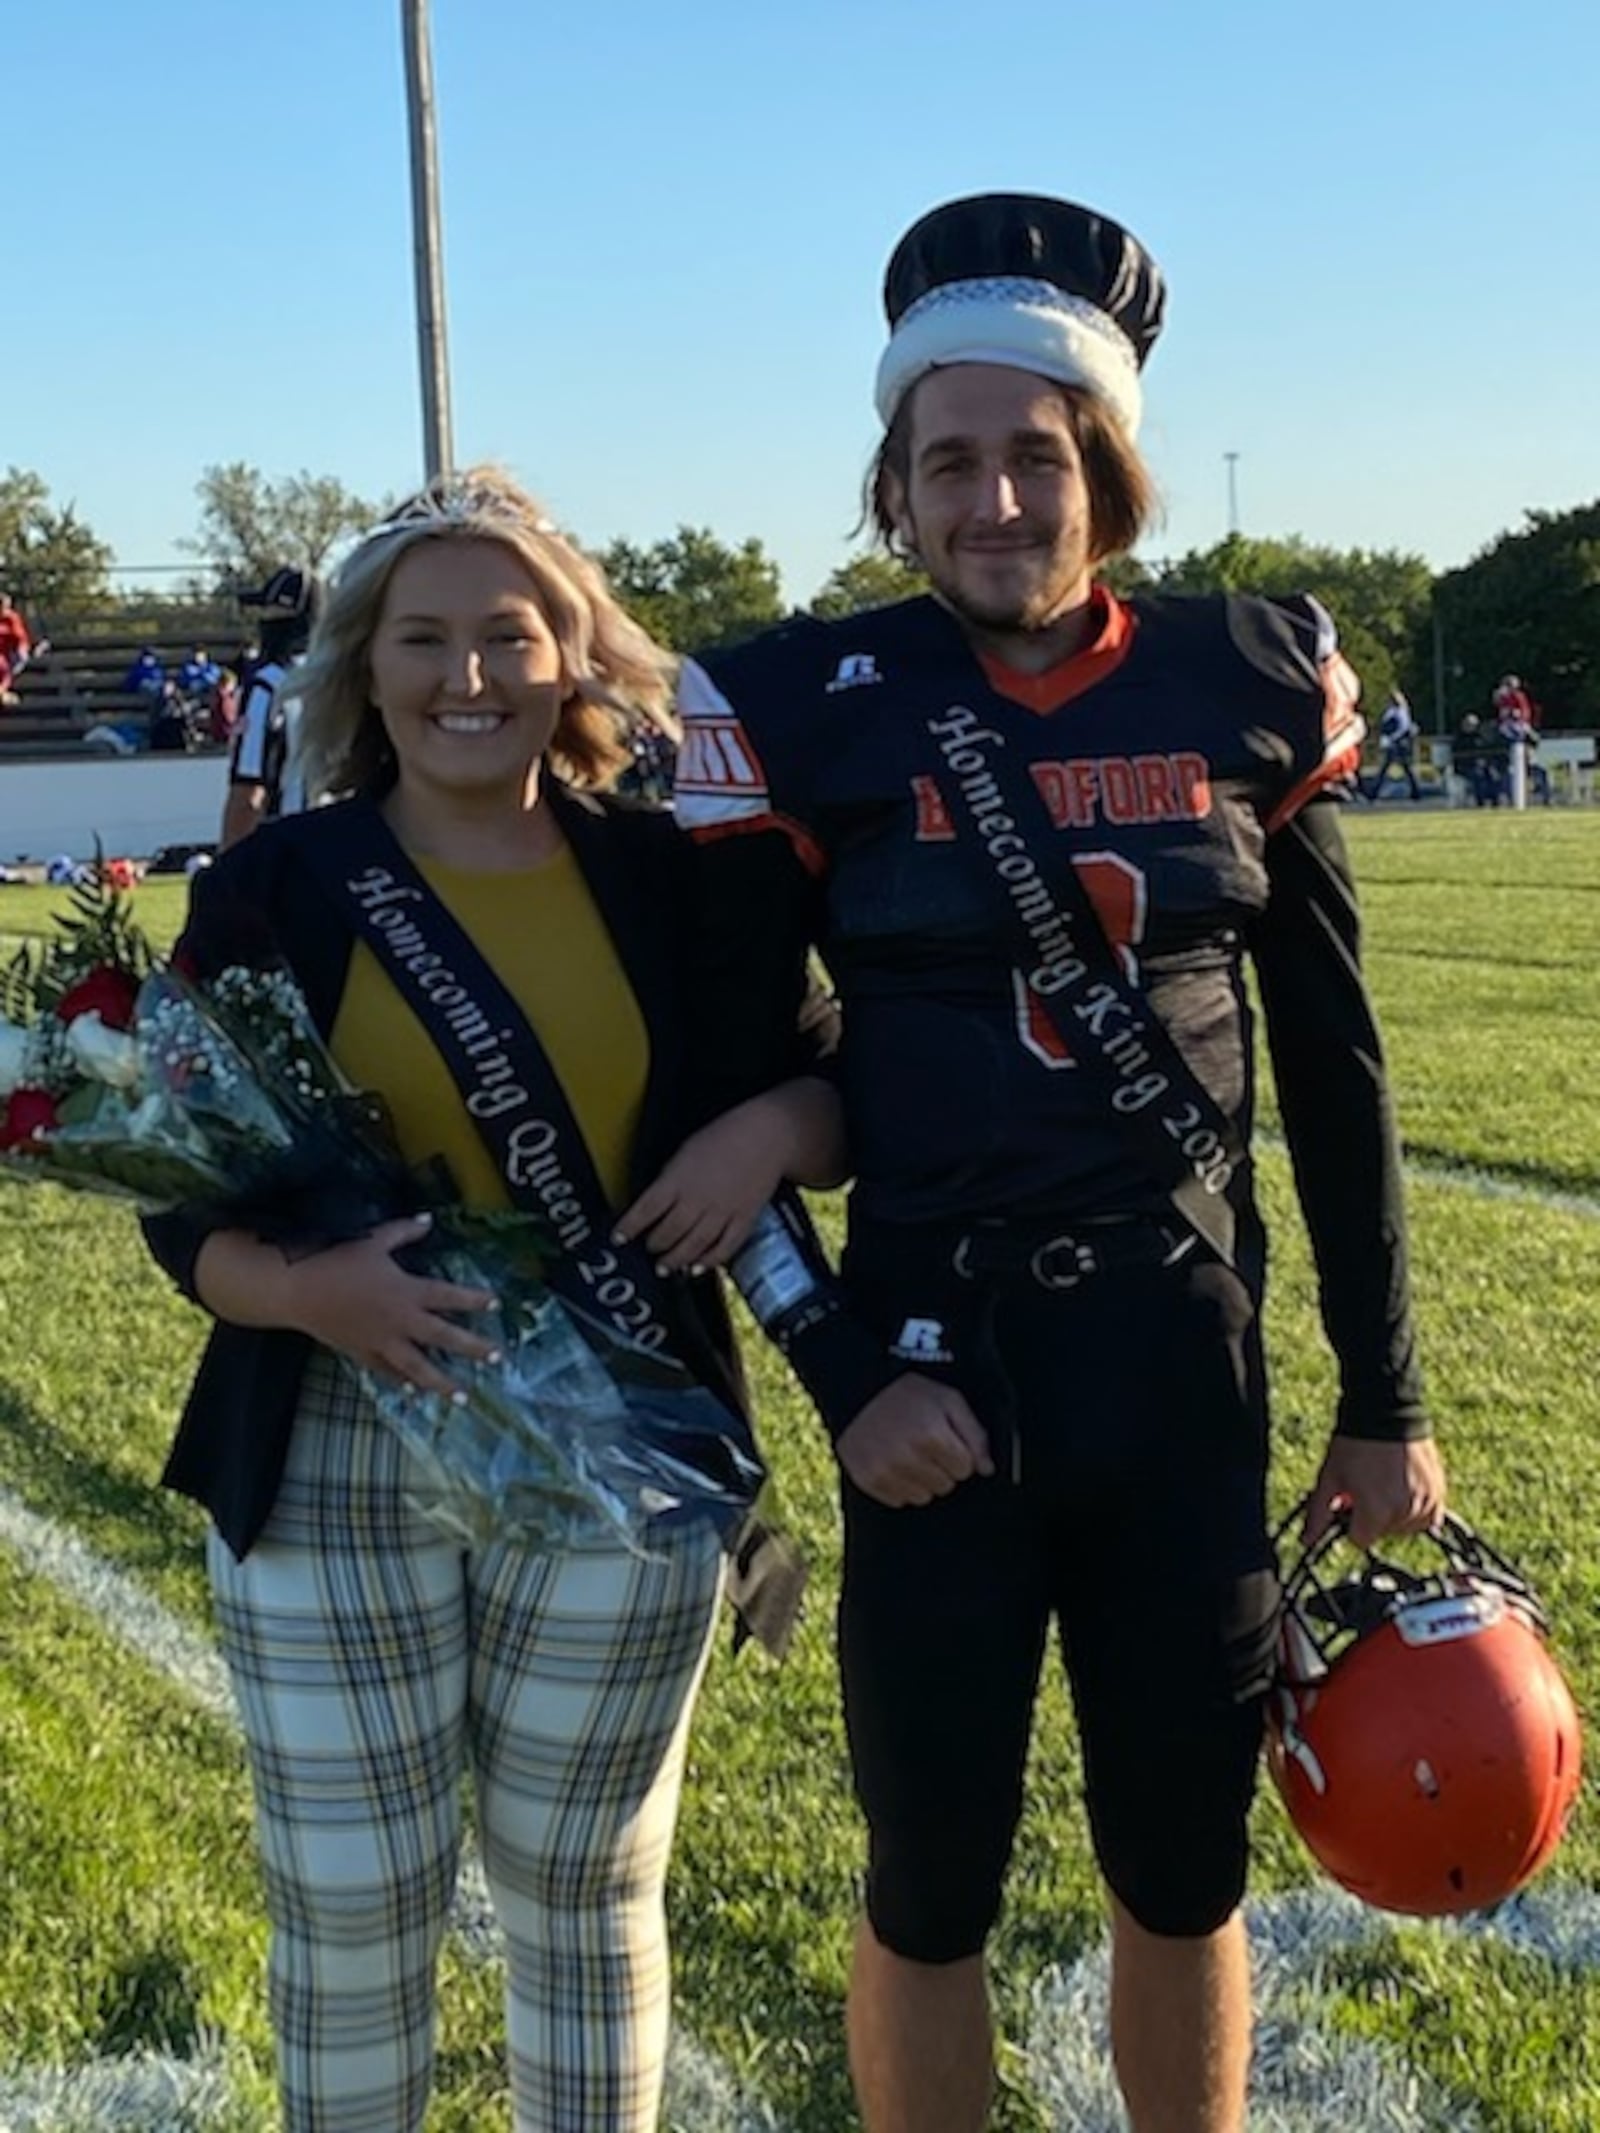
[
  {"xmin": 0, "ymin": 1487, "xmax": 235, "ymax": 1719},
  {"xmin": 1258, "ymin": 1130, "xmax": 1600, "ymax": 1222},
  {"xmin": 1403, "ymin": 1158, "xmax": 1600, "ymax": 1221},
  {"xmin": 0, "ymin": 2040, "xmax": 245, "ymax": 2133},
  {"xmin": 0, "ymin": 1484, "xmax": 788, "ymax": 2133},
  {"xmin": 1025, "ymin": 1884, "xmax": 1600, "ymax": 2131}
]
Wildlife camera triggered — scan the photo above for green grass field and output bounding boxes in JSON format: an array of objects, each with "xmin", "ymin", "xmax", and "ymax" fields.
[{"xmin": 2, "ymin": 808, "xmax": 1598, "ymax": 2130}]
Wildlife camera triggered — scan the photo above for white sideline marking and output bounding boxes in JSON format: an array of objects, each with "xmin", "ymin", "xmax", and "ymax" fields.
[
  {"xmin": 1026, "ymin": 1884, "xmax": 1600, "ymax": 2131},
  {"xmin": 0, "ymin": 1488, "xmax": 235, "ymax": 1720},
  {"xmin": 1258, "ymin": 1130, "xmax": 1600, "ymax": 1222},
  {"xmin": 1027, "ymin": 1888, "xmax": 1477, "ymax": 2133},
  {"xmin": 0, "ymin": 2042, "xmax": 242, "ymax": 2133},
  {"xmin": 1407, "ymin": 1163, "xmax": 1600, "ymax": 1221},
  {"xmin": 0, "ymin": 1486, "xmax": 787, "ymax": 2133}
]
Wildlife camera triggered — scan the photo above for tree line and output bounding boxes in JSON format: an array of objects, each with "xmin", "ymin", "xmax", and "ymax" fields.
[{"xmin": 4, "ymin": 464, "xmax": 1596, "ymax": 730}]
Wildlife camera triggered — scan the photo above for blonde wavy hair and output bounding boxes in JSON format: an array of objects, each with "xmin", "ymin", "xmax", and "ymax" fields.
[{"xmin": 292, "ymin": 464, "xmax": 677, "ymax": 800}]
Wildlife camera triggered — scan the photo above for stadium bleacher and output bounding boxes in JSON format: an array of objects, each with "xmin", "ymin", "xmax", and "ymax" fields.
[{"xmin": 0, "ymin": 614, "xmax": 240, "ymax": 759}]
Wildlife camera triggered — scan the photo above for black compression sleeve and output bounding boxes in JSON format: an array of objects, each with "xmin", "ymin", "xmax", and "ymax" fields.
[
  {"xmin": 1252, "ymin": 800, "xmax": 1429, "ymax": 1442},
  {"xmin": 725, "ymin": 1192, "xmax": 901, "ymax": 1441}
]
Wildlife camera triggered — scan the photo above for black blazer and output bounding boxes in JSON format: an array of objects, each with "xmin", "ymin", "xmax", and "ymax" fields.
[{"xmin": 143, "ymin": 783, "xmax": 757, "ymax": 1561}]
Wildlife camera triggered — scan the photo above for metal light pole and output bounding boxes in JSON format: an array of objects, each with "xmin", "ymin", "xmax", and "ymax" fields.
[
  {"xmin": 1223, "ymin": 451, "xmax": 1241, "ymax": 537},
  {"xmin": 402, "ymin": 0, "xmax": 454, "ymax": 480}
]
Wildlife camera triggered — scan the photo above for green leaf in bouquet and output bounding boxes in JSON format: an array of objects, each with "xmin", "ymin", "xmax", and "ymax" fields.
[
  {"xmin": 3, "ymin": 940, "xmax": 44, "ymax": 1028},
  {"xmin": 54, "ymin": 1079, "xmax": 124, "ymax": 1130},
  {"xmin": 32, "ymin": 850, "xmax": 157, "ymax": 1014},
  {"xmin": 0, "ymin": 1131, "xmax": 232, "ymax": 1206}
]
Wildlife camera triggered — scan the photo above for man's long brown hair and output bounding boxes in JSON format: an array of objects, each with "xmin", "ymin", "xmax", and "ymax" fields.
[{"xmin": 865, "ymin": 379, "xmax": 1160, "ymax": 568}]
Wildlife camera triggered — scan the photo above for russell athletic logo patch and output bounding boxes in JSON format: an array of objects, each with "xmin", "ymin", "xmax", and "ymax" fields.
[{"xmin": 889, "ymin": 1316, "xmax": 953, "ymax": 1364}]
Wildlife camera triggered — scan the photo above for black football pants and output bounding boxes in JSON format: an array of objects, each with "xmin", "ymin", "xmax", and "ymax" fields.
[{"xmin": 837, "ymin": 1216, "xmax": 1279, "ymax": 1958}]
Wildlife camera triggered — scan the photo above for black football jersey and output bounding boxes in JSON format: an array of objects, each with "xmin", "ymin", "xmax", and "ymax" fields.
[{"xmin": 676, "ymin": 588, "xmax": 1362, "ymax": 1226}]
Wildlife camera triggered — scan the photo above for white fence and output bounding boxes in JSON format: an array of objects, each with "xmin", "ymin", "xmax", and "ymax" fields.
[
  {"xmin": 0, "ymin": 754, "xmax": 229, "ymax": 862},
  {"xmin": 1426, "ymin": 730, "xmax": 1596, "ymax": 806}
]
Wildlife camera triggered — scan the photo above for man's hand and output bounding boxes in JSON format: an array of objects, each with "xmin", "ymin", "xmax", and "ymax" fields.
[
  {"xmin": 835, "ymin": 1374, "xmax": 993, "ymax": 1507},
  {"xmin": 1301, "ymin": 1435, "xmax": 1448, "ymax": 1552}
]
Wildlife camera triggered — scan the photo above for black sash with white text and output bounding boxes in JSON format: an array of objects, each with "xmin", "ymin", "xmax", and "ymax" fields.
[
  {"xmin": 302, "ymin": 804, "xmax": 810, "ymax": 1658},
  {"xmin": 921, "ymin": 701, "xmax": 1245, "ymax": 1269},
  {"xmin": 305, "ymin": 801, "xmax": 689, "ymax": 1356}
]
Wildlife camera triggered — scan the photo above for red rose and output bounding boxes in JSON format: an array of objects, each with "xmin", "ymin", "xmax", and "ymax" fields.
[
  {"xmin": 56, "ymin": 965, "xmax": 140, "ymax": 1032},
  {"xmin": 0, "ymin": 1087, "xmax": 61, "ymax": 1151}
]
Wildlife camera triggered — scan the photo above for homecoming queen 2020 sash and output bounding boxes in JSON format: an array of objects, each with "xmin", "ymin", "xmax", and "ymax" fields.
[
  {"xmin": 298, "ymin": 803, "xmax": 819, "ymax": 1642},
  {"xmin": 308, "ymin": 801, "xmax": 690, "ymax": 1353}
]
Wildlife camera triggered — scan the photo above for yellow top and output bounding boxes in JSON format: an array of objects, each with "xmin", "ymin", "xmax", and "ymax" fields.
[{"xmin": 330, "ymin": 844, "xmax": 649, "ymax": 1212}]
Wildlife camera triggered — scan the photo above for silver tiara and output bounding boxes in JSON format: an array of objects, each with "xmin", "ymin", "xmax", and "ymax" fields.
[{"xmin": 362, "ymin": 478, "xmax": 560, "ymax": 544}]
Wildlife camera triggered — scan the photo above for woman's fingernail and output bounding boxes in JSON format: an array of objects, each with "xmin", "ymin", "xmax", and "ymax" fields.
[
  {"xmin": 450, "ymin": 1388, "xmax": 468, "ymax": 1408},
  {"xmin": 414, "ymin": 1212, "xmax": 433, "ymax": 1229}
]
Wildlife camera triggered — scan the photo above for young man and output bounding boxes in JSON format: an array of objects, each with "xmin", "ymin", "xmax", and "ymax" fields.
[
  {"xmin": 672, "ymin": 194, "xmax": 1445, "ymax": 2133},
  {"xmin": 221, "ymin": 566, "xmax": 317, "ymax": 848}
]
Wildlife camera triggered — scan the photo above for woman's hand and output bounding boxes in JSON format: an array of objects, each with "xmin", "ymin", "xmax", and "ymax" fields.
[
  {"xmin": 614, "ymin": 1106, "xmax": 785, "ymax": 1272},
  {"xmin": 615, "ymin": 1081, "xmax": 844, "ymax": 1273},
  {"xmin": 195, "ymin": 1214, "xmax": 500, "ymax": 1398}
]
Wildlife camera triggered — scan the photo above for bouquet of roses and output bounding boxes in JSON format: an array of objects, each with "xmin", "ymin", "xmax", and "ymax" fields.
[{"xmin": 0, "ymin": 868, "xmax": 764, "ymax": 1555}]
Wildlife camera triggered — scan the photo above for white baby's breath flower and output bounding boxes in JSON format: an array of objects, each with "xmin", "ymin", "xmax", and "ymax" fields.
[
  {"xmin": 64, "ymin": 1010, "xmax": 143, "ymax": 1090},
  {"xmin": 0, "ymin": 1019, "xmax": 31, "ymax": 1097}
]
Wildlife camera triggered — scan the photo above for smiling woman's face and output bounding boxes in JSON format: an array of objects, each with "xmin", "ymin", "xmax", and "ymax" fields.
[{"xmin": 367, "ymin": 537, "xmax": 566, "ymax": 810}]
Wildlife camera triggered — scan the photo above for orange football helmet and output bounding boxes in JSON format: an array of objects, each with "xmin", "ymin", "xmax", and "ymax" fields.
[{"xmin": 1267, "ymin": 1509, "xmax": 1582, "ymax": 1917}]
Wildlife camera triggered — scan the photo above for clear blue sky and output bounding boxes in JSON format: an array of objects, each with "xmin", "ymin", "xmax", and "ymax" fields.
[{"xmin": 11, "ymin": 0, "xmax": 1598, "ymax": 605}]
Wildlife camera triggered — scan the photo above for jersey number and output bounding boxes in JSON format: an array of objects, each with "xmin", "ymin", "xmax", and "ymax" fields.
[{"xmin": 1013, "ymin": 852, "xmax": 1148, "ymax": 1070}]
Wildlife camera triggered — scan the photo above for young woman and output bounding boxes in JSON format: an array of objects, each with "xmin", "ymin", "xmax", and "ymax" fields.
[{"xmin": 143, "ymin": 468, "xmax": 842, "ymax": 2133}]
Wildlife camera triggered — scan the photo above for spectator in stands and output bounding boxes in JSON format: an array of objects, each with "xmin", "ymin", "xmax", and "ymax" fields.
[
  {"xmin": 123, "ymin": 646, "xmax": 168, "ymax": 700},
  {"xmin": 207, "ymin": 666, "xmax": 240, "ymax": 742},
  {"xmin": 178, "ymin": 643, "xmax": 224, "ymax": 700},
  {"xmin": 1363, "ymin": 687, "xmax": 1421, "ymax": 801},
  {"xmin": 221, "ymin": 568, "xmax": 319, "ymax": 849},
  {"xmin": 0, "ymin": 591, "xmax": 35, "ymax": 706}
]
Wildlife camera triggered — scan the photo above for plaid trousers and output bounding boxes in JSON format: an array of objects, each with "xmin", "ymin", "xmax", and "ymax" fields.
[{"xmin": 208, "ymin": 1350, "xmax": 723, "ymax": 2133}]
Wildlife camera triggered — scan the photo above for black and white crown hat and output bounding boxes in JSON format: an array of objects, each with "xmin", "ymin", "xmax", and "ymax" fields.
[{"xmin": 875, "ymin": 193, "xmax": 1166, "ymax": 438}]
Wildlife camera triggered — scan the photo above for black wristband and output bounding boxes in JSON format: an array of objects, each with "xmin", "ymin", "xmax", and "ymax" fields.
[{"xmin": 776, "ymin": 1302, "xmax": 904, "ymax": 1442}]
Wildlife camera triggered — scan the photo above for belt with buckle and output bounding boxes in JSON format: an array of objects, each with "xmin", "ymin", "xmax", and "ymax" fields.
[{"xmin": 951, "ymin": 1214, "xmax": 1197, "ymax": 1290}]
